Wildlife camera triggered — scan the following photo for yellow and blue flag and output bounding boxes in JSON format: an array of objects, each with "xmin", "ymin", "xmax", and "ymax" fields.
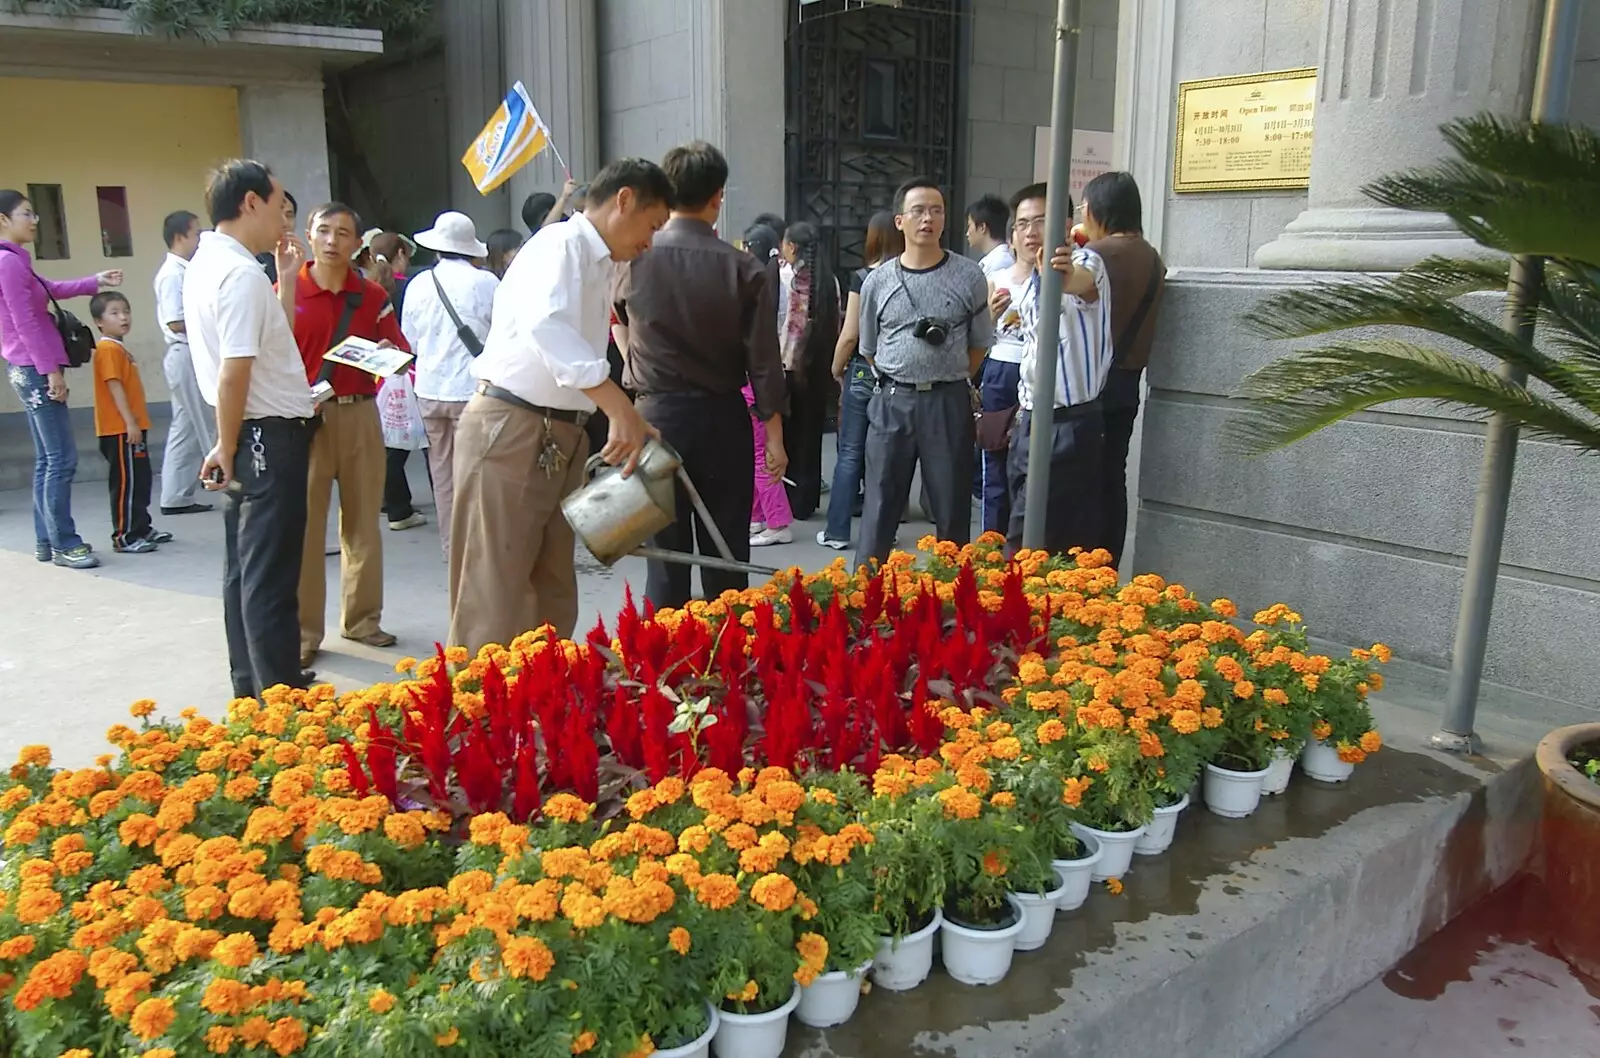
[{"xmin": 461, "ymin": 81, "xmax": 551, "ymax": 195}]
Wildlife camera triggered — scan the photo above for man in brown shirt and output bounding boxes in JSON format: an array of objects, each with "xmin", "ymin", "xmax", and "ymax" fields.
[
  {"xmin": 1081, "ymin": 171, "xmax": 1166, "ymax": 568},
  {"xmin": 613, "ymin": 141, "xmax": 787, "ymax": 608}
]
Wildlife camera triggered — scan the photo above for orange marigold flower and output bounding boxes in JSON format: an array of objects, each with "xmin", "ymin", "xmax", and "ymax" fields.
[
  {"xmin": 726, "ymin": 980, "xmax": 759, "ymax": 1004},
  {"xmin": 1313, "ymin": 720, "xmax": 1333, "ymax": 741},
  {"xmin": 1233, "ymin": 680, "xmax": 1256, "ymax": 700},
  {"xmin": 571, "ymin": 1030, "xmax": 598, "ymax": 1054},
  {"xmin": 543, "ymin": 794, "xmax": 593, "ymax": 825},
  {"xmin": 16, "ymin": 745, "xmax": 51, "ymax": 768},
  {"xmin": 435, "ymin": 1028, "xmax": 460, "ymax": 1047},
  {"xmin": 751, "ymin": 873, "xmax": 797, "ymax": 913},
  {"xmin": 130, "ymin": 699, "xmax": 158, "ymax": 718},
  {"xmin": 1106, "ymin": 878, "xmax": 1124, "ymax": 895},
  {"xmin": 1372, "ymin": 643, "xmax": 1393, "ymax": 664},
  {"xmin": 1062, "ymin": 776, "xmax": 1092, "ymax": 807},
  {"xmin": 203, "ymin": 977, "xmax": 254, "ymax": 1016},
  {"xmin": 693, "ymin": 873, "xmax": 740, "ymax": 911},
  {"xmin": 130, "ymin": 996, "xmax": 177, "ymax": 1040},
  {"xmin": 668, "ymin": 926, "xmax": 691, "ymax": 956},
  {"xmin": 502, "ymin": 935, "xmax": 555, "ymax": 981},
  {"xmin": 213, "ymin": 932, "xmax": 259, "ymax": 969},
  {"xmin": 368, "ymin": 987, "xmax": 396, "ymax": 1014},
  {"xmin": 205, "ymin": 1027, "xmax": 236, "ymax": 1054},
  {"xmin": 265, "ymin": 1016, "xmax": 308, "ymax": 1057},
  {"xmin": 0, "ymin": 935, "xmax": 36, "ymax": 961},
  {"xmin": 120, "ymin": 813, "xmax": 160, "ymax": 848},
  {"xmin": 1359, "ymin": 730, "xmax": 1383, "ymax": 753}
]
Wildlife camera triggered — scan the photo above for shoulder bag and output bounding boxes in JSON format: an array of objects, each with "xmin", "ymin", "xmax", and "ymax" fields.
[
  {"xmin": 0, "ymin": 245, "xmax": 96, "ymax": 368},
  {"xmin": 430, "ymin": 269, "xmax": 484, "ymax": 357}
]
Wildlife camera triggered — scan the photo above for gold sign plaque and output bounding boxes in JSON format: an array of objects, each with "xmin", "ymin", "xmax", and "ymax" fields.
[{"xmin": 1174, "ymin": 67, "xmax": 1317, "ymax": 193}]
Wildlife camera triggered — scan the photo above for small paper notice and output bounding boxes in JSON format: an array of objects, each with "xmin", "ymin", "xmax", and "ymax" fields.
[{"xmin": 323, "ymin": 336, "xmax": 414, "ymax": 378}]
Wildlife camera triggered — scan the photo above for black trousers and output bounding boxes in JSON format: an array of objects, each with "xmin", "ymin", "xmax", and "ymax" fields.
[
  {"xmin": 99, "ymin": 435, "xmax": 153, "ymax": 546},
  {"xmin": 383, "ymin": 447, "xmax": 433, "ymax": 522},
  {"xmin": 856, "ymin": 379, "xmax": 975, "ymax": 568},
  {"xmin": 635, "ymin": 391, "xmax": 755, "ymax": 610},
  {"xmin": 783, "ymin": 365, "xmax": 828, "ymax": 520},
  {"xmin": 223, "ymin": 417, "xmax": 312, "ymax": 698},
  {"xmin": 1097, "ymin": 368, "xmax": 1143, "ymax": 568},
  {"xmin": 1006, "ymin": 402, "xmax": 1105, "ymax": 558}
]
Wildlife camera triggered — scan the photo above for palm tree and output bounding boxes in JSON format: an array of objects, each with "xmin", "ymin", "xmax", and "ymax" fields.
[{"xmin": 1233, "ymin": 114, "xmax": 1600, "ymax": 453}]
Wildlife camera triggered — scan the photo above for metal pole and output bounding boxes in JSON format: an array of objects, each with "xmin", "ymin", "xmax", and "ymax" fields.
[
  {"xmin": 1020, "ymin": 0, "xmax": 1082, "ymax": 549},
  {"xmin": 1430, "ymin": 0, "xmax": 1581, "ymax": 754}
]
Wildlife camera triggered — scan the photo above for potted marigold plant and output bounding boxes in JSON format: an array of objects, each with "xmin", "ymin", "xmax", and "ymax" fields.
[
  {"xmin": 989, "ymin": 738, "xmax": 1075, "ymax": 941},
  {"xmin": 1053, "ymin": 725, "xmax": 1154, "ymax": 881},
  {"xmin": 1300, "ymin": 647, "xmax": 1388, "ymax": 783},
  {"xmin": 858, "ymin": 756, "xmax": 949, "ymax": 992},
  {"xmin": 786, "ymin": 770, "xmax": 881, "ymax": 1029},
  {"xmin": 930, "ymin": 779, "xmax": 1027, "ymax": 987}
]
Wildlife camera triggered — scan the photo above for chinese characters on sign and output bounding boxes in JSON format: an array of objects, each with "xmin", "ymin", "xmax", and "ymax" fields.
[
  {"xmin": 1173, "ymin": 68, "xmax": 1317, "ymax": 192},
  {"xmin": 1033, "ymin": 128, "xmax": 1115, "ymax": 201}
]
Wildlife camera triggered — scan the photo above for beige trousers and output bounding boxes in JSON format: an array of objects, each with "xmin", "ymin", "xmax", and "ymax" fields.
[
  {"xmin": 447, "ymin": 394, "xmax": 589, "ymax": 653},
  {"xmin": 418, "ymin": 397, "xmax": 467, "ymax": 562},
  {"xmin": 299, "ymin": 399, "xmax": 385, "ymax": 654}
]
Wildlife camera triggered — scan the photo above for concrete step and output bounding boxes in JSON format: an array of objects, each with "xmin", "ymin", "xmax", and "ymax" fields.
[{"xmin": 785, "ymin": 701, "xmax": 1540, "ymax": 1058}]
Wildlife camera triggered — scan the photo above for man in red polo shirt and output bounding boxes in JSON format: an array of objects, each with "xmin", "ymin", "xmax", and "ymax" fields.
[{"xmin": 287, "ymin": 202, "xmax": 410, "ymax": 667}]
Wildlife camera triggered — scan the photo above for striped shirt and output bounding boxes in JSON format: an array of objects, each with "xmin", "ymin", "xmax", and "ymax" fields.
[{"xmin": 1016, "ymin": 246, "xmax": 1113, "ymax": 411}]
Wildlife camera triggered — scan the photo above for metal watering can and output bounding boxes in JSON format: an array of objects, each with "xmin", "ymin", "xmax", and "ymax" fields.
[{"xmin": 561, "ymin": 439, "xmax": 779, "ymax": 577}]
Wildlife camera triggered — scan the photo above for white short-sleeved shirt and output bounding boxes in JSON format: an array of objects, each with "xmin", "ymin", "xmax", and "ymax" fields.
[
  {"xmin": 979, "ymin": 243, "xmax": 1016, "ymax": 277},
  {"xmin": 404, "ymin": 257, "xmax": 499, "ymax": 403},
  {"xmin": 154, "ymin": 252, "xmax": 188, "ymax": 350},
  {"xmin": 1017, "ymin": 247, "xmax": 1113, "ymax": 411},
  {"xmin": 472, "ymin": 212, "xmax": 615, "ymax": 411},
  {"xmin": 184, "ymin": 231, "xmax": 314, "ymax": 421}
]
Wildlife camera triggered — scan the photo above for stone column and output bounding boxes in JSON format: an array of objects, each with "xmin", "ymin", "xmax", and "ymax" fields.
[
  {"xmin": 706, "ymin": 0, "xmax": 784, "ymax": 239},
  {"xmin": 503, "ymin": 0, "xmax": 600, "ymax": 231},
  {"xmin": 238, "ymin": 83, "xmax": 332, "ymax": 209},
  {"xmin": 1254, "ymin": 0, "xmax": 1541, "ymax": 271},
  {"xmin": 441, "ymin": 0, "xmax": 508, "ymax": 232}
]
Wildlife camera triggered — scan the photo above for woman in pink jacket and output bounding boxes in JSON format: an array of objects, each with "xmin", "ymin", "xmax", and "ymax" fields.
[{"xmin": 0, "ymin": 189, "xmax": 122, "ymax": 568}]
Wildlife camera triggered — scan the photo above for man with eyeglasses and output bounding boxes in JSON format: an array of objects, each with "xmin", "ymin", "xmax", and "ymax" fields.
[{"xmin": 854, "ymin": 177, "xmax": 994, "ymax": 569}]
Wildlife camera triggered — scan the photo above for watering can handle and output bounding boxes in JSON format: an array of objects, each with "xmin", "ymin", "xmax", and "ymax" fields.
[{"xmin": 583, "ymin": 453, "xmax": 610, "ymax": 479}]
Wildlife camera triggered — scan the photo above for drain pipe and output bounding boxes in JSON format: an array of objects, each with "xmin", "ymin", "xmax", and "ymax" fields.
[
  {"xmin": 1020, "ymin": 0, "xmax": 1083, "ymax": 549},
  {"xmin": 1430, "ymin": 0, "xmax": 1583, "ymax": 754}
]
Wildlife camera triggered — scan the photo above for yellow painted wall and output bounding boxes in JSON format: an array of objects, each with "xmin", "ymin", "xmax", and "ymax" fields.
[{"xmin": 0, "ymin": 77, "xmax": 241, "ymax": 414}]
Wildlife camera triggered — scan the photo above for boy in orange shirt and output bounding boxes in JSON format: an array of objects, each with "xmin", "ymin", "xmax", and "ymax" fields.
[{"xmin": 91, "ymin": 292, "xmax": 170, "ymax": 553}]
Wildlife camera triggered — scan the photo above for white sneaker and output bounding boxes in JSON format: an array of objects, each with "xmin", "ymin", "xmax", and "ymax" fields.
[
  {"xmin": 749, "ymin": 521, "xmax": 766, "ymax": 536},
  {"xmin": 815, "ymin": 530, "xmax": 850, "ymax": 551},
  {"xmin": 388, "ymin": 513, "xmax": 427, "ymax": 531},
  {"xmin": 750, "ymin": 526, "xmax": 793, "ymax": 547}
]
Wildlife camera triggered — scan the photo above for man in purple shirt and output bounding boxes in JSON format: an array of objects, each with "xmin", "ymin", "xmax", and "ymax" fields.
[{"xmin": 0, "ymin": 189, "xmax": 122, "ymax": 568}]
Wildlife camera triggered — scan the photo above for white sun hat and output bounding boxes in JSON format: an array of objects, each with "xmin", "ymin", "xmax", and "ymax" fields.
[{"xmin": 413, "ymin": 211, "xmax": 488, "ymax": 258}]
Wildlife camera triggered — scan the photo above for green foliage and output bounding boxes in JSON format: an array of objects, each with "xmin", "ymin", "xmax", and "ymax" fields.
[
  {"xmin": 5, "ymin": 0, "xmax": 433, "ymax": 39},
  {"xmin": 1234, "ymin": 114, "xmax": 1600, "ymax": 454}
]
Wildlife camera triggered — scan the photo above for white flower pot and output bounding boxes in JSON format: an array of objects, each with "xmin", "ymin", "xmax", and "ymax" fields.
[
  {"xmin": 1052, "ymin": 831, "xmax": 1103, "ymax": 912},
  {"xmin": 1134, "ymin": 792, "xmax": 1191, "ymax": 856},
  {"xmin": 656, "ymin": 1004, "xmax": 720, "ymax": 1058},
  {"xmin": 940, "ymin": 894, "xmax": 1026, "ymax": 986},
  {"xmin": 1012, "ymin": 870, "xmax": 1069, "ymax": 951},
  {"xmin": 1301, "ymin": 739, "xmax": 1355, "ymax": 783},
  {"xmin": 1204, "ymin": 761, "xmax": 1270, "ymax": 818},
  {"xmin": 872, "ymin": 907, "xmax": 943, "ymax": 992},
  {"xmin": 1261, "ymin": 748, "xmax": 1296, "ymax": 796},
  {"xmin": 795, "ymin": 960, "xmax": 872, "ymax": 1029},
  {"xmin": 712, "ymin": 985, "xmax": 800, "ymax": 1058},
  {"xmin": 1071, "ymin": 820, "xmax": 1147, "ymax": 881}
]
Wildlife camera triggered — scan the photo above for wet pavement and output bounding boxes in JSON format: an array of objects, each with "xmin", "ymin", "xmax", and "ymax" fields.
[
  {"xmin": 1270, "ymin": 874, "xmax": 1600, "ymax": 1058},
  {"xmin": 784, "ymin": 748, "xmax": 1481, "ymax": 1057}
]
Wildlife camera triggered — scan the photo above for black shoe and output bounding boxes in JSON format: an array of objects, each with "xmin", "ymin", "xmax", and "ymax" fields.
[{"xmin": 160, "ymin": 503, "xmax": 213, "ymax": 515}]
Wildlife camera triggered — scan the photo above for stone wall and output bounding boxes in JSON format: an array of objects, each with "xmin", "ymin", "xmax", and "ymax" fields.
[{"xmin": 964, "ymin": 0, "xmax": 1119, "ymax": 204}]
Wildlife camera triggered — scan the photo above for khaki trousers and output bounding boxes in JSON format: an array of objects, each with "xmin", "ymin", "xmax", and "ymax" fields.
[
  {"xmin": 447, "ymin": 394, "xmax": 588, "ymax": 653},
  {"xmin": 299, "ymin": 399, "xmax": 386, "ymax": 654},
  {"xmin": 418, "ymin": 397, "xmax": 467, "ymax": 562}
]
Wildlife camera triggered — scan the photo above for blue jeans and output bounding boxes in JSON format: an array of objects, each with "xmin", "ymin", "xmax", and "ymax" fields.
[
  {"xmin": 822, "ymin": 355, "xmax": 875, "ymax": 542},
  {"xmin": 978, "ymin": 358, "xmax": 1022, "ymax": 534},
  {"xmin": 7, "ymin": 363, "xmax": 83, "ymax": 551}
]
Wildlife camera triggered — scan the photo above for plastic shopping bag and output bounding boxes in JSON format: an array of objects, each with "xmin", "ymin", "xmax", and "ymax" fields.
[{"xmin": 378, "ymin": 370, "xmax": 428, "ymax": 451}]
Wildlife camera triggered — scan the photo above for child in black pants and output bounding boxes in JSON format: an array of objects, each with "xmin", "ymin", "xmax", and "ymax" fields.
[{"xmin": 91, "ymin": 292, "xmax": 170, "ymax": 553}]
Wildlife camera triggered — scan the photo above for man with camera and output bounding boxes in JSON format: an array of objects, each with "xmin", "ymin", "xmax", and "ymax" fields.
[{"xmin": 855, "ymin": 177, "xmax": 994, "ymax": 569}]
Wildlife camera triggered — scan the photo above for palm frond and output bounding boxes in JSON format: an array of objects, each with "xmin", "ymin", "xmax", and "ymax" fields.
[
  {"xmin": 1243, "ymin": 263, "xmax": 1572, "ymax": 387},
  {"xmin": 1365, "ymin": 117, "xmax": 1600, "ymax": 262},
  {"xmin": 1231, "ymin": 339, "xmax": 1600, "ymax": 454}
]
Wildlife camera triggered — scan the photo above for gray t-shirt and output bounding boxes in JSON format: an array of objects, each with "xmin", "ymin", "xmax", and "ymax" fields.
[{"xmin": 859, "ymin": 252, "xmax": 994, "ymax": 384}]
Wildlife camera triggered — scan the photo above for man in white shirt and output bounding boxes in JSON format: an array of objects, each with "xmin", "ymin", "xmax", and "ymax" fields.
[
  {"xmin": 154, "ymin": 210, "xmax": 215, "ymax": 515},
  {"xmin": 1001, "ymin": 183, "xmax": 1114, "ymax": 557},
  {"xmin": 402, "ymin": 211, "xmax": 499, "ymax": 563},
  {"xmin": 448, "ymin": 158, "xmax": 672, "ymax": 652},
  {"xmin": 186, "ymin": 158, "xmax": 316, "ymax": 698},
  {"xmin": 965, "ymin": 194, "xmax": 1015, "ymax": 278}
]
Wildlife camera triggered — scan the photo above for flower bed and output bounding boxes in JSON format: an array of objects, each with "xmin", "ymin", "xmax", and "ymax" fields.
[{"xmin": 0, "ymin": 536, "xmax": 1387, "ymax": 1058}]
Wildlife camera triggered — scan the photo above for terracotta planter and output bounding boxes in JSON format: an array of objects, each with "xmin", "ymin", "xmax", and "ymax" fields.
[{"xmin": 1535, "ymin": 722, "xmax": 1600, "ymax": 982}]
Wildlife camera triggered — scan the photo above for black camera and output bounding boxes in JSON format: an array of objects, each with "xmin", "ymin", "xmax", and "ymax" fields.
[{"xmin": 912, "ymin": 317, "xmax": 950, "ymax": 346}]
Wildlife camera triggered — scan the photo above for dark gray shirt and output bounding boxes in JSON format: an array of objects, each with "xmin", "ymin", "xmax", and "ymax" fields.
[{"xmin": 859, "ymin": 252, "xmax": 993, "ymax": 384}]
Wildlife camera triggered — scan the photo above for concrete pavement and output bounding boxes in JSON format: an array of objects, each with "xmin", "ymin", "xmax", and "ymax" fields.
[{"xmin": 0, "ymin": 459, "xmax": 935, "ymax": 768}]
